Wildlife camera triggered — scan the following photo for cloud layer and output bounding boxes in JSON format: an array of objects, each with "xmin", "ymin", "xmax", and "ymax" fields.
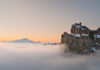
[{"xmin": 0, "ymin": 43, "xmax": 100, "ymax": 70}]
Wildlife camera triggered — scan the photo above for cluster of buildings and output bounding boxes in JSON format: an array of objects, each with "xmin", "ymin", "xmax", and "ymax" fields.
[
  {"xmin": 71, "ymin": 22, "xmax": 100, "ymax": 34},
  {"xmin": 71, "ymin": 22, "xmax": 100, "ymax": 39}
]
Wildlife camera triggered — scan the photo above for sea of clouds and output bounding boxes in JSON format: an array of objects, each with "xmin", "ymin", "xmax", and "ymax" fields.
[{"xmin": 0, "ymin": 43, "xmax": 100, "ymax": 70}]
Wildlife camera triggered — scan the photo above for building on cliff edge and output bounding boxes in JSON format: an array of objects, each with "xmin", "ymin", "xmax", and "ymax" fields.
[{"xmin": 70, "ymin": 22, "xmax": 100, "ymax": 39}]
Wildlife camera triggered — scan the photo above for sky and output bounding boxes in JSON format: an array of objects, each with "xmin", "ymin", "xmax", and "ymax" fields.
[{"xmin": 0, "ymin": 0, "xmax": 100, "ymax": 42}]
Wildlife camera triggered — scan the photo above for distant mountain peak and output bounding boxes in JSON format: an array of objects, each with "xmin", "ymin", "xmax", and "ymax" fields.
[
  {"xmin": 21, "ymin": 38, "xmax": 29, "ymax": 40},
  {"xmin": 5, "ymin": 38, "xmax": 34, "ymax": 43}
]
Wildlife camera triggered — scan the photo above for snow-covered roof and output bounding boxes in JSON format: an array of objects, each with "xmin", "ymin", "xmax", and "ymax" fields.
[
  {"xmin": 76, "ymin": 25, "xmax": 81, "ymax": 29},
  {"xmin": 71, "ymin": 34, "xmax": 100, "ymax": 38},
  {"xmin": 71, "ymin": 34, "xmax": 88, "ymax": 37}
]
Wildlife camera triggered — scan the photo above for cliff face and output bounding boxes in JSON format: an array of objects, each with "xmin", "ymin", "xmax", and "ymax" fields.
[
  {"xmin": 61, "ymin": 33, "xmax": 100, "ymax": 54},
  {"xmin": 61, "ymin": 23, "xmax": 100, "ymax": 54}
]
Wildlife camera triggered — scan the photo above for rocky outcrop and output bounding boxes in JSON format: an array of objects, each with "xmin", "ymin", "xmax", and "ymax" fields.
[
  {"xmin": 61, "ymin": 23, "xmax": 100, "ymax": 54},
  {"xmin": 61, "ymin": 33, "xmax": 100, "ymax": 54}
]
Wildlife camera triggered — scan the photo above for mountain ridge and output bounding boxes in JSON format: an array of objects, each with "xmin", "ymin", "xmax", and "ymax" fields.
[{"xmin": 1, "ymin": 38, "xmax": 35, "ymax": 43}]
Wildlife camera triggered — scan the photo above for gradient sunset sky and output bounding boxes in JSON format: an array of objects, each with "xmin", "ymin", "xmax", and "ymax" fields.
[{"xmin": 0, "ymin": 0, "xmax": 100, "ymax": 42}]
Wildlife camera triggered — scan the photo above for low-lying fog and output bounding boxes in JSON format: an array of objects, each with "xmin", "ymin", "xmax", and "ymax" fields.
[{"xmin": 0, "ymin": 43, "xmax": 100, "ymax": 70}]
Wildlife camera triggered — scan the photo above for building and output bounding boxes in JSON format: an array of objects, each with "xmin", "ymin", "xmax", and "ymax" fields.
[
  {"xmin": 71, "ymin": 22, "xmax": 90, "ymax": 34},
  {"xmin": 70, "ymin": 22, "xmax": 100, "ymax": 40}
]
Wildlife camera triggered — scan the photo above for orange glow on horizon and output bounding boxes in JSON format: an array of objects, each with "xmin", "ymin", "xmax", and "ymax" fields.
[{"xmin": 0, "ymin": 37, "xmax": 60, "ymax": 43}]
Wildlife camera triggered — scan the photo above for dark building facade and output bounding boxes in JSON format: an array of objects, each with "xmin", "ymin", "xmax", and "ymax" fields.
[{"xmin": 71, "ymin": 22, "xmax": 90, "ymax": 34}]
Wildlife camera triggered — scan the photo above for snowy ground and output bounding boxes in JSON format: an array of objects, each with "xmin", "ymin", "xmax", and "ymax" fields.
[{"xmin": 0, "ymin": 43, "xmax": 100, "ymax": 70}]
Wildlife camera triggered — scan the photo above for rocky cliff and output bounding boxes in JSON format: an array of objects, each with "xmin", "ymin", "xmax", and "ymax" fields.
[{"xmin": 61, "ymin": 30, "xmax": 100, "ymax": 54}]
